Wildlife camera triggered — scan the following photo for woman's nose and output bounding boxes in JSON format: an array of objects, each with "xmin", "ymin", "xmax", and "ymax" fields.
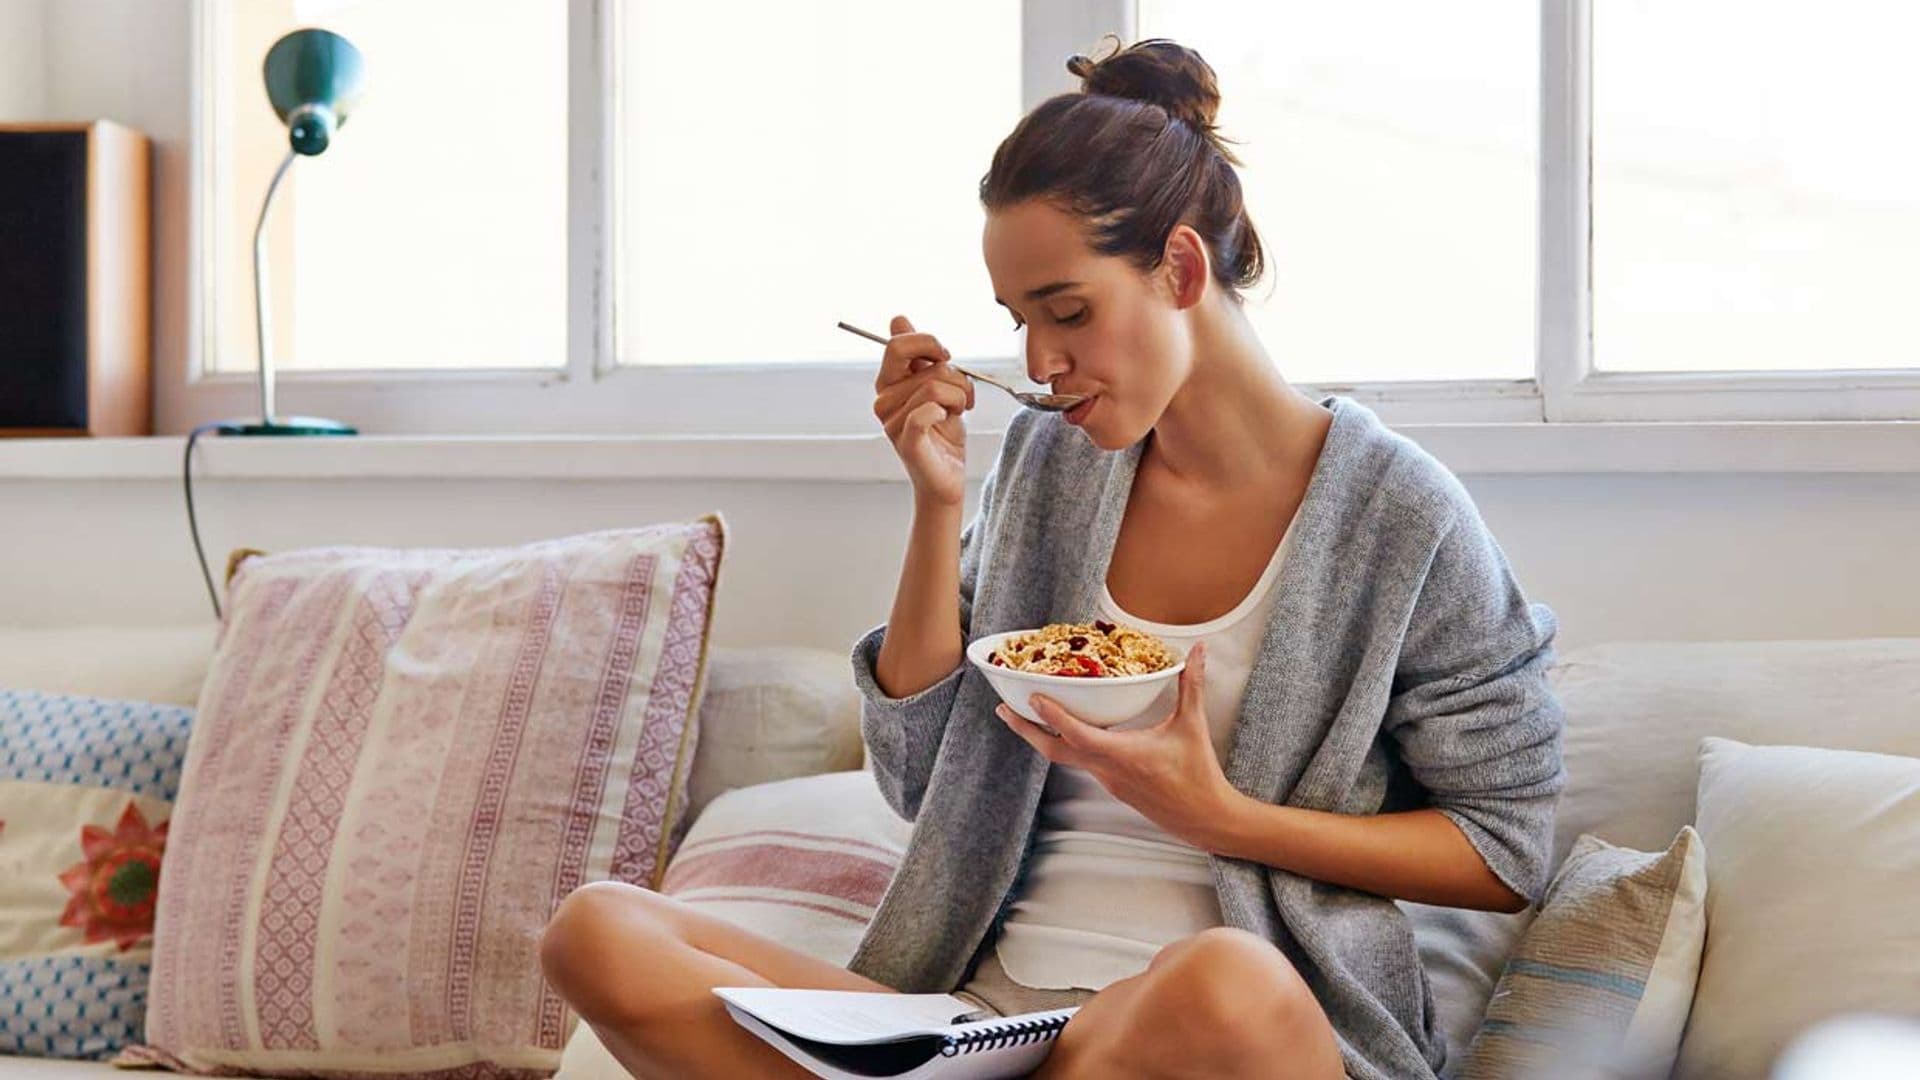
[{"xmin": 1025, "ymin": 334, "xmax": 1069, "ymax": 386}]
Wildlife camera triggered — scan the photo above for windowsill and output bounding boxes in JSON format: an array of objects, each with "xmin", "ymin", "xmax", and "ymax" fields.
[{"xmin": 1, "ymin": 419, "xmax": 1918, "ymax": 482}]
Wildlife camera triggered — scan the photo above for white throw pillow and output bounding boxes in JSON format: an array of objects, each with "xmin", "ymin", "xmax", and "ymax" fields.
[{"xmin": 1674, "ymin": 738, "xmax": 1920, "ymax": 1080}]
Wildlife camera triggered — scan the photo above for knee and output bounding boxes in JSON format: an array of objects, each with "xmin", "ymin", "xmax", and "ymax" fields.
[
  {"xmin": 540, "ymin": 881, "xmax": 677, "ymax": 1023},
  {"xmin": 1147, "ymin": 928, "xmax": 1316, "ymax": 1037}
]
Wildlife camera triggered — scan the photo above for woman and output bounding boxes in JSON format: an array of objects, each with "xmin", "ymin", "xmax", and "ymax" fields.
[{"xmin": 542, "ymin": 39, "xmax": 1565, "ymax": 1080}]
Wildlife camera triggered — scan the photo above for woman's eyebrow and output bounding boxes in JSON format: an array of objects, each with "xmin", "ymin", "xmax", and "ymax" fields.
[{"xmin": 993, "ymin": 281, "xmax": 1083, "ymax": 307}]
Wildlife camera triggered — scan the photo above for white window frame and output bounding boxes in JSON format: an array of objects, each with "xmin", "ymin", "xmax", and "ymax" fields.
[
  {"xmin": 1540, "ymin": 0, "xmax": 1920, "ymax": 422},
  {"xmin": 175, "ymin": 0, "xmax": 1920, "ymax": 437}
]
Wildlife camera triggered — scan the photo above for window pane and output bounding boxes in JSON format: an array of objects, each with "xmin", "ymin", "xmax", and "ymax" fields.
[
  {"xmin": 1137, "ymin": 2, "xmax": 1537, "ymax": 383},
  {"xmin": 615, "ymin": 1, "xmax": 1022, "ymax": 367},
  {"xmin": 210, "ymin": 0, "xmax": 566, "ymax": 372},
  {"xmin": 1594, "ymin": 1, "xmax": 1920, "ymax": 374}
]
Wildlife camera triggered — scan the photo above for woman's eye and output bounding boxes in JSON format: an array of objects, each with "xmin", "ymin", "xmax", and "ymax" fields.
[{"xmin": 1056, "ymin": 308, "xmax": 1088, "ymax": 326}]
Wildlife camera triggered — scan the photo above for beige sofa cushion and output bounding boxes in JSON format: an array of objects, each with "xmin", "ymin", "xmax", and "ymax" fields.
[
  {"xmin": 686, "ymin": 646, "xmax": 863, "ymax": 821},
  {"xmin": 1410, "ymin": 636, "xmax": 1920, "ymax": 1072},
  {"xmin": 0, "ymin": 1057, "xmax": 197, "ymax": 1079},
  {"xmin": 0, "ymin": 624, "xmax": 215, "ymax": 707}
]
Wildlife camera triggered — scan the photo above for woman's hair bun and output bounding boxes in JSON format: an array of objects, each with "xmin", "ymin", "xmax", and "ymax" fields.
[
  {"xmin": 1067, "ymin": 36, "xmax": 1224, "ymax": 136},
  {"xmin": 987, "ymin": 36, "xmax": 1265, "ymax": 297}
]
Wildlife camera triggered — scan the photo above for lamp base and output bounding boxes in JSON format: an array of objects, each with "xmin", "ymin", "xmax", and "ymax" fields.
[{"xmin": 214, "ymin": 416, "xmax": 358, "ymax": 437}]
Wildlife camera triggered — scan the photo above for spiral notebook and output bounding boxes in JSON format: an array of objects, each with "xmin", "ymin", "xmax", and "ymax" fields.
[{"xmin": 713, "ymin": 986, "xmax": 1079, "ymax": 1079}]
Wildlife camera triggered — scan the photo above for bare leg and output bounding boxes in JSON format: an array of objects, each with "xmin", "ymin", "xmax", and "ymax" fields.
[
  {"xmin": 541, "ymin": 881, "xmax": 897, "ymax": 1080},
  {"xmin": 1035, "ymin": 928, "xmax": 1347, "ymax": 1079}
]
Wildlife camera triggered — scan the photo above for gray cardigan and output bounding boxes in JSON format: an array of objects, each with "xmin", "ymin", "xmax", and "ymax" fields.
[{"xmin": 846, "ymin": 394, "xmax": 1565, "ymax": 1080}]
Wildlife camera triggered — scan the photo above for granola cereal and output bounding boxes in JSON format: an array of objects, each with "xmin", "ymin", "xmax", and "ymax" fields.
[{"xmin": 986, "ymin": 619, "xmax": 1175, "ymax": 678}]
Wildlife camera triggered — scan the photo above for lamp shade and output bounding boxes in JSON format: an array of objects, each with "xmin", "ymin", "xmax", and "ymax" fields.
[{"xmin": 263, "ymin": 28, "xmax": 365, "ymax": 156}]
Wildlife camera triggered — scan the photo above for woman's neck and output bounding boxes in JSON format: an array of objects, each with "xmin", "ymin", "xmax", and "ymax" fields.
[{"xmin": 1146, "ymin": 300, "xmax": 1330, "ymax": 494}]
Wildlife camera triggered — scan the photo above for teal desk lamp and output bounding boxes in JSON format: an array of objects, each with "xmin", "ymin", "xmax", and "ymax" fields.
[
  {"xmin": 187, "ymin": 28, "xmax": 366, "ymax": 620},
  {"xmin": 217, "ymin": 27, "xmax": 364, "ymax": 437}
]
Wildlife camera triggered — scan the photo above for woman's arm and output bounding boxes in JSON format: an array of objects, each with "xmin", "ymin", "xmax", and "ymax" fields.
[
  {"xmin": 852, "ymin": 411, "xmax": 1027, "ymax": 821},
  {"xmin": 872, "ymin": 494, "xmax": 966, "ymax": 699},
  {"xmin": 852, "ymin": 485, "xmax": 990, "ymax": 822},
  {"xmin": 1201, "ymin": 802, "xmax": 1529, "ymax": 913}
]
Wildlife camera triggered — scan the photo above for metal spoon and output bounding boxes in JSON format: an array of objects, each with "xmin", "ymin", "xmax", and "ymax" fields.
[{"xmin": 837, "ymin": 321, "xmax": 1087, "ymax": 413}]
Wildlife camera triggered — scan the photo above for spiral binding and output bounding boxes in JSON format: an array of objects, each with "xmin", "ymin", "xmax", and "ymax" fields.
[{"xmin": 939, "ymin": 1013, "xmax": 1072, "ymax": 1057}]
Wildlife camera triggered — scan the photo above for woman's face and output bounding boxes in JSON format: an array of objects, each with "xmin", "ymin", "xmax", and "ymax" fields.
[{"xmin": 982, "ymin": 199, "xmax": 1191, "ymax": 451}]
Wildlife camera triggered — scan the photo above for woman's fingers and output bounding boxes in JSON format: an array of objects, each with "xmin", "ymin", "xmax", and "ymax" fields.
[
  {"xmin": 996, "ymin": 704, "xmax": 1076, "ymax": 766},
  {"xmin": 885, "ymin": 392, "xmax": 964, "ymax": 450},
  {"xmin": 1029, "ymin": 695, "xmax": 1112, "ymax": 756},
  {"xmin": 877, "ymin": 371, "xmax": 971, "ymax": 431},
  {"xmin": 875, "ymin": 326, "xmax": 952, "ymax": 391},
  {"xmin": 874, "ymin": 367, "xmax": 971, "ymax": 424}
]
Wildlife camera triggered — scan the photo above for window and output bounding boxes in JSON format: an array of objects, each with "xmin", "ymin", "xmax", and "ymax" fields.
[
  {"xmin": 1592, "ymin": 0, "xmax": 1920, "ymax": 375},
  {"xmin": 184, "ymin": 0, "xmax": 1920, "ymax": 434},
  {"xmin": 204, "ymin": 0, "xmax": 566, "ymax": 373},
  {"xmin": 612, "ymin": 1, "xmax": 1022, "ymax": 369},
  {"xmin": 1137, "ymin": 1, "xmax": 1538, "ymax": 385}
]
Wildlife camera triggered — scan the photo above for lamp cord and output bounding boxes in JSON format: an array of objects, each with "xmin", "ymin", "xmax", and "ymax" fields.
[{"xmin": 183, "ymin": 422, "xmax": 227, "ymax": 621}]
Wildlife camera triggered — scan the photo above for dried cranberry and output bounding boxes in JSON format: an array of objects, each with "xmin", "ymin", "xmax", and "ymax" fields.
[
  {"xmin": 989, "ymin": 653, "xmax": 1004, "ymax": 666},
  {"xmin": 1068, "ymin": 635, "xmax": 1088, "ymax": 650},
  {"xmin": 1093, "ymin": 619, "xmax": 1116, "ymax": 635}
]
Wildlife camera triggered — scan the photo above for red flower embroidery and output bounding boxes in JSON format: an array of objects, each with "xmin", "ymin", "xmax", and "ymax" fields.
[{"xmin": 58, "ymin": 802, "xmax": 168, "ymax": 951}]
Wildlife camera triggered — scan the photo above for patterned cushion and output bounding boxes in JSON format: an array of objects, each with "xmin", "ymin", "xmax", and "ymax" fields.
[
  {"xmin": 1458, "ymin": 827, "xmax": 1707, "ymax": 1080},
  {"xmin": 139, "ymin": 519, "xmax": 725, "ymax": 1079},
  {"xmin": 661, "ymin": 769, "xmax": 910, "ymax": 964},
  {"xmin": 0, "ymin": 690, "xmax": 194, "ymax": 1059}
]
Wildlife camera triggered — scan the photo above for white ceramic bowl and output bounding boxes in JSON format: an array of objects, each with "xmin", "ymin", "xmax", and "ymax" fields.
[{"xmin": 966, "ymin": 629, "xmax": 1187, "ymax": 731}]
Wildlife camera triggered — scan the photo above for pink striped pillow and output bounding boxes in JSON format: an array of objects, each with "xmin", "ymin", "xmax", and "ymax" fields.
[
  {"xmin": 660, "ymin": 770, "xmax": 911, "ymax": 967},
  {"xmin": 140, "ymin": 518, "xmax": 725, "ymax": 1079}
]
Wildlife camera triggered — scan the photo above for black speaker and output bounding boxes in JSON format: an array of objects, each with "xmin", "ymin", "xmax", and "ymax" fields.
[{"xmin": 0, "ymin": 121, "xmax": 150, "ymax": 436}]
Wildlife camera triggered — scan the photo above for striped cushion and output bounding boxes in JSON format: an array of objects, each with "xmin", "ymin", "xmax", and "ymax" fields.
[
  {"xmin": 661, "ymin": 770, "xmax": 910, "ymax": 966},
  {"xmin": 140, "ymin": 519, "xmax": 725, "ymax": 1079},
  {"xmin": 0, "ymin": 691, "xmax": 193, "ymax": 1059},
  {"xmin": 1459, "ymin": 827, "xmax": 1707, "ymax": 1080}
]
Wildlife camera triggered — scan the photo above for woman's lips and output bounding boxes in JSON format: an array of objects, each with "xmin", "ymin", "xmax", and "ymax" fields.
[{"xmin": 1065, "ymin": 395, "xmax": 1097, "ymax": 426}]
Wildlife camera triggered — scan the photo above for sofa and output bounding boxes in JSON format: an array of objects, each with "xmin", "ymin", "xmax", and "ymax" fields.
[{"xmin": 3, "ymin": 623, "xmax": 1918, "ymax": 1079}]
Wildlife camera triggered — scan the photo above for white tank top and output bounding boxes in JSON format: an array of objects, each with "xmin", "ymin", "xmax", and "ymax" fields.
[{"xmin": 993, "ymin": 516, "xmax": 1296, "ymax": 991}]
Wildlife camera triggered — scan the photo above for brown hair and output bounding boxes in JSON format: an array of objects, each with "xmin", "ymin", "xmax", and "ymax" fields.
[{"xmin": 980, "ymin": 37, "xmax": 1265, "ymax": 299}]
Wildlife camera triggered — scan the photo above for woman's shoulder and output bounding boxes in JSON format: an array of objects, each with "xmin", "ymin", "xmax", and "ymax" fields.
[{"xmin": 1324, "ymin": 397, "xmax": 1481, "ymax": 538}]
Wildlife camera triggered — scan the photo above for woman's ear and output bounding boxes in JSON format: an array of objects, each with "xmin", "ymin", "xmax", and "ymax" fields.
[{"xmin": 1161, "ymin": 224, "xmax": 1211, "ymax": 310}]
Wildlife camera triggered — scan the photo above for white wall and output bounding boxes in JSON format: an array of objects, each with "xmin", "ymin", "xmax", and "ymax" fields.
[
  {"xmin": 0, "ymin": 0, "xmax": 47, "ymax": 119},
  {"xmin": 4, "ymin": 468, "xmax": 1920, "ymax": 656}
]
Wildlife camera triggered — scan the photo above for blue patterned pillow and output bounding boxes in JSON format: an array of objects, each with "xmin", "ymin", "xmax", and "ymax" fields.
[{"xmin": 0, "ymin": 688, "xmax": 193, "ymax": 1059}]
